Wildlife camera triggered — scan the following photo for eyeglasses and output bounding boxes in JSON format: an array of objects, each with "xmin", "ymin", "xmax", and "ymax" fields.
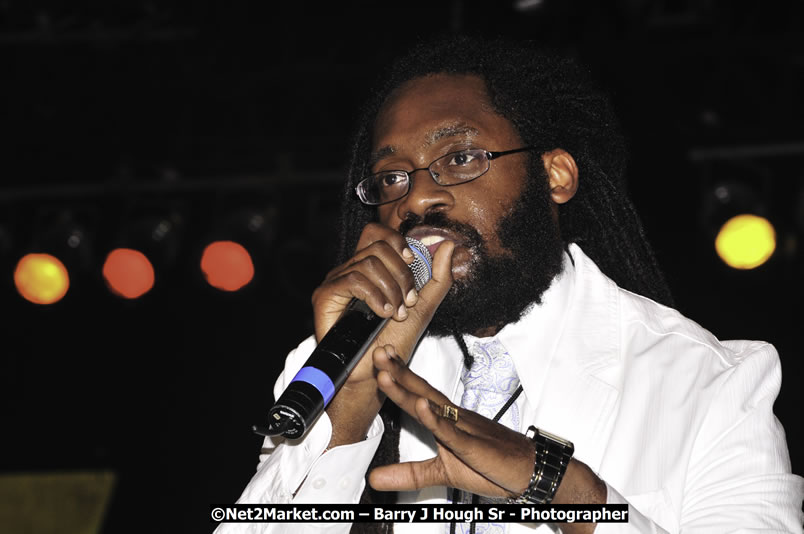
[{"xmin": 355, "ymin": 146, "xmax": 537, "ymax": 206}]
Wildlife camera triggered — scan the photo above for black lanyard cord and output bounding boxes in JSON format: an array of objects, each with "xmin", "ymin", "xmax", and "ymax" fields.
[{"xmin": 450, "ymin": 384, "xmax": 524, "ymax": 534}]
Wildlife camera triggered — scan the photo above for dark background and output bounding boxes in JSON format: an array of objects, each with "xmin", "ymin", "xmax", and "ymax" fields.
[{"xmin": 1, "ymin": 1, "xmax": 802, "ymax": 532}]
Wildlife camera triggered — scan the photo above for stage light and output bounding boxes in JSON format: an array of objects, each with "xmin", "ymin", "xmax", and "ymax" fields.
[
  {"xmin": 102, "ymin": 248, "xmax": 155, "ymax": 299},
  {"xmin": 14, "ymin": 253, "xmax": 70, "ymax": 304},
  {"xmin": 198, "ymin": 205, "xmax": 275, "ymax": 291},
  {"xmin": 200, "ymin": 240, "xmax": 254, "ymax": 291},
  {"xmin": 702, "ymin": 179, "xmax": 777, "ymax": 270},
  {"xmin": 715, "ymin": 214, "xmax": 776, "ymax": 270},
  {"xmin": 104, "ymin": 212, "xmax": 181, "ymax": 297},
  {"xmin": 17, "ymin": 211, "xmax": 94, "ymax": 302}
]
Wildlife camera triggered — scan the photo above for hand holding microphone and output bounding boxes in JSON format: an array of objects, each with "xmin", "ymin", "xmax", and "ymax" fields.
[{"xmin": 254, "ymin": 225, "xmax": 455, "ymax": 441}]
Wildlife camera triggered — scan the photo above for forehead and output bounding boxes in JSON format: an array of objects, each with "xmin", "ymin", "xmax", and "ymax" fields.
[{"xmin": 371, "ymin": 74, "xmax": 522, "ymax": 155}]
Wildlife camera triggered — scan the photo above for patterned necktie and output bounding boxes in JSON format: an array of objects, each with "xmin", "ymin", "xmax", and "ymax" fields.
[{"xmin": 451, "ymin": 338, "xmax": 521, "ymax": 534}]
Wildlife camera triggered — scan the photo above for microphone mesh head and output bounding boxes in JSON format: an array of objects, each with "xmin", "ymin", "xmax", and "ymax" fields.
[{"xmin": 405, "ymin": 237, "xmax": 433, "ymax": 291}]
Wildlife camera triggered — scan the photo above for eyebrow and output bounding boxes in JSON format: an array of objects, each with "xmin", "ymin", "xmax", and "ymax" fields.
[
  {"xmin": 425, "ymin": 124, "xmax": 479, "ymax": 145},
  {"xmin": 367, "ymin": 146, "xmax": 396, "ymax": 170},
  {"xmin": 367, "ymin": 124, "xmax": 480, "ymax": 170}
]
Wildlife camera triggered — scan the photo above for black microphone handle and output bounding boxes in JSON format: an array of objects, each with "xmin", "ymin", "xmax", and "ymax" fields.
[{"xmin": 262, "ymin": 298, "xmax": 389, "ymax": 438}]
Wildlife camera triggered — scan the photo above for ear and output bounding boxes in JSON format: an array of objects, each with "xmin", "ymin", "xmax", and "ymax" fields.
[{"xmin": 542, "ymin": 149, "xmax": 579, "ymax": 204}]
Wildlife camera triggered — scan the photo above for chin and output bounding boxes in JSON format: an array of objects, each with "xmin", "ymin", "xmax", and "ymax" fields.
[
  {"xmin": 450, "ymin": 263, "xmax": 471, "ymax": 281},
  {"xmin": 448, "ymin": 246, "xmax": 478, "ymax": 281}
]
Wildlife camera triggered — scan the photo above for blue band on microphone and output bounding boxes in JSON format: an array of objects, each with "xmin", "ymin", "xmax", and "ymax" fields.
[
  {"xmin": 409, "ymin": 245, "xmax": 432, "ymax": 281},
  {"xmin": 289, "ymin": 366, "xmax": 335, "ymax": 405}
]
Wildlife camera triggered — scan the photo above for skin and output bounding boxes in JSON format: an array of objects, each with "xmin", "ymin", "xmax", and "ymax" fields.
[{"xmin": 312, "ymin": 74, "xmax": 605, "ymax": 532}]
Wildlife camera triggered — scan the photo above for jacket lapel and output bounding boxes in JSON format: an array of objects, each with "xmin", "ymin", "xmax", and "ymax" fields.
[{"xmin": 512, "ymin": 245, "xmax": 623, "ymax": 473}]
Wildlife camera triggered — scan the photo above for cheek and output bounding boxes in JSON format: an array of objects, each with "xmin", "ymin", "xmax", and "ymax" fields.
[
  {"xmin": 377, "ymin": 205, "xmax": 396, "ymax": 227},
  {"xmin": 464, "ymin": 158, "xmax": 528, "ymax": 240},
  {"xmin": 450, "ymin": 246, "xmax": 474, "ymax": 279},
  {"xmin": 463, "ymin": 192, "xmax": 516, "ymax": 252}
]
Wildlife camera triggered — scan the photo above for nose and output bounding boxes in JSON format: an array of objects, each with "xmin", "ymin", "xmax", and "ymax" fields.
[{"xmin": 394, "ymin": 168, "xmax": 455, "ymax": 222}]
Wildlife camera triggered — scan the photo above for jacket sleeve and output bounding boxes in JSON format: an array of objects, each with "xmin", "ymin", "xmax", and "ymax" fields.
[
  {"xmin": 214, "ymin": 336, "xmax": 384, "ymax": 534},
  {"xmin": 596, "ymin": 342, "xmax": 804, "ymax": 533}
]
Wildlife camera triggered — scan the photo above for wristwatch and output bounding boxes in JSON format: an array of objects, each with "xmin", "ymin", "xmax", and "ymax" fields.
[{"xmin": 512, "ymin": 426, "xmax": 574, "ymax": 505}]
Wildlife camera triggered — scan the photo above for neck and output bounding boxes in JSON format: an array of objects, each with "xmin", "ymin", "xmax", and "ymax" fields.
[{"xmin": 471, "ymin": 324, "xmax": 502, "ymax": 338}]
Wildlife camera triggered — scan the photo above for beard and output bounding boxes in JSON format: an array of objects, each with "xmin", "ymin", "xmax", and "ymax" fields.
[{"xmin": 399, "ymin": 163, "xmax": 566, "ymax": 337}]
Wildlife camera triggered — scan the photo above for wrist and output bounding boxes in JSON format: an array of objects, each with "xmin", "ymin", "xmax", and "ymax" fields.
[
  {"xmin": 552, "ymin": 459, "xmax": 607, "ymax": 505},
  {"xmin": 325, "ymin": 382, "xmax": 383, "ymax": 448},
  {"xmin": 511, "ymin": 426, "xmax": 574, "ymax": 505}
]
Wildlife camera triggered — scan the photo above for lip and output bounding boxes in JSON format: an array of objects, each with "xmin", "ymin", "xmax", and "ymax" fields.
[{"xmin": 405, "ymin": 226, "xmax": 465, "ymax": 258}]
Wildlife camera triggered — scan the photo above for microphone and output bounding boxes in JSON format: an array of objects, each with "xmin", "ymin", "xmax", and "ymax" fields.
[{"xmin": 253, "ymin": 237, "xmax": 433, "ymax": 439}]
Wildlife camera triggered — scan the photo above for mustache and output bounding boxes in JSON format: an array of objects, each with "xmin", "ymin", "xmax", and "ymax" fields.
[{"xmin": 398, "ymin": 212, "xmax": 484, "ymax": 250}]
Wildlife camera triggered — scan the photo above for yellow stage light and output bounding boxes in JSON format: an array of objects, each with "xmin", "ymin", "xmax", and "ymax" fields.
[
  {"xmin": 14, "ymin": 253, "xmax": 70, "ymax": 304},
  {"xmin": 715, "ymin": 214, "xmax": 776, "ymax": 270}
]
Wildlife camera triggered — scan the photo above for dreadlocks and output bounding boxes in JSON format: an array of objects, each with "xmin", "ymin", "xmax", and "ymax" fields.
[{"xmin": 341, "ymin": 36, "xmax": 674, "ymax": 533}]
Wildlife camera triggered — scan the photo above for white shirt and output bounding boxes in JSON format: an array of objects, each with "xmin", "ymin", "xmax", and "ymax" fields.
[{"xmin": 217, "ymin": 244, "xmax": 804, "ymax": 533}]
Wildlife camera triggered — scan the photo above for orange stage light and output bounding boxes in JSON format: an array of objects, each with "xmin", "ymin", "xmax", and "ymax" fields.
[
  {"xmin": 14, "ymin": 253, "xmax": 70, "ymax": 304},
  {"xmin": 201, "ymin": 240, "xmax": 254, "ymax": 291},
  {"xmin": 102, "ymin": 248, "xmax": 155, "ymax": 299}
]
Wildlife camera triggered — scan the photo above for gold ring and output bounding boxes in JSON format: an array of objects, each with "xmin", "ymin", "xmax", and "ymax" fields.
[{"xmin": 440, "ymin": 404, "xmax": 459, "ymax": 423}]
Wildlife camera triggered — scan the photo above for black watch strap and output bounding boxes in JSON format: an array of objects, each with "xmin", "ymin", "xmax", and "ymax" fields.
[{"xmin": 512, "ymin": 426, "xmax": 574, "ymax": 505}]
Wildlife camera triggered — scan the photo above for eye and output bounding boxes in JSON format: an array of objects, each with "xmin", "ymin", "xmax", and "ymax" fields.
[
  {"xmin": 446, "ymin": 151, "xmax": 477, "ymax": 167},
  {"xmin": 380, "ymin": 172, "xmax": 406, "ymax": 187}
]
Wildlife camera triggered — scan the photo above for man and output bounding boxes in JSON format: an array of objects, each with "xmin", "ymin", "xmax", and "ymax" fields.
[{"xmin": 218, "ymin": 37, "xmax": 804, "ymax": 533}]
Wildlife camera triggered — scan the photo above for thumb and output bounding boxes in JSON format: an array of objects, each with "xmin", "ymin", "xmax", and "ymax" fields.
[
  {"xmin": 416, "ymin": 240, "xmax": 455, "ymax": 306},
  {"xmin": 404, "ymin": 240, "xmax": 454, "ymax": 328},
  {"xmin": 368, "ymin": 457, "xmax": 446, "ymax": 492},
  {"xmin": 430, "ymin": 240, "xmax": 455, "ymax": 286},
  {"xmin": 373, "ymin": 241, "xmax": 453, "ymax": 361}
]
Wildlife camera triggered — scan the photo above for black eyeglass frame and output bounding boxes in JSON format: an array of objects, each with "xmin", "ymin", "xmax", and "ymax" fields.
[{"xmin": 355, "ymin": 146, "xmax": 538, "ymax": 206}]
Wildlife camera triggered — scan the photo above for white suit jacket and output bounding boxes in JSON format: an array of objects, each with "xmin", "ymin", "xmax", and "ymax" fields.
[{"xmin": 219, "ymin": 244, "xmax": 804, "ymax": 533}]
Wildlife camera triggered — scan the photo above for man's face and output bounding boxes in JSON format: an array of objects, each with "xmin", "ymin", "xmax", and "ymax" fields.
[
  {"xmin": 372, "ymin": 73, "xmax": 566, "ymax": 337},
  {"xmin": 373, "ymin": 74, "xmax": 530, "ymax": 277}
]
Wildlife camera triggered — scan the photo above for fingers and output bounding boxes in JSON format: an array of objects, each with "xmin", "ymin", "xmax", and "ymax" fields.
[
  {"xmin": 313, "ymin": 223, "xmax": 421, "ymax": 342},
  {"xmin": 374, "ymin": 345, "xmax": 535, "ymax": 494},
  {"xmin": 375, "ymin": 346, "xmax": 472, "ymax": 457},
  {"xmin": 374, "ymin": 345, "xmax": 451, "ymax": 409},
  {"xmin": 388, "ymin": 239, "xmax": 455, "ymax": 335},
  {"xmin": 353, "ymin": 222, "xmax": 415, "ymax": 260},
  {"xmin": 369, "ymin": 457, "xmax": 445, "ymax": 492},
  {"xmin": 325, "ymin": 239, "xmax": 417, "ymax": 318},
  {"xmin": 429, "ymin": 238, "xmax": 455, "ymax": 287},
  {"xmin": 414, "ymin": 397, "xmax": 471, "ymax": 457},
  {"xmin": 368, "ymin": 394, "xmax": 517, "ymax": 497}
]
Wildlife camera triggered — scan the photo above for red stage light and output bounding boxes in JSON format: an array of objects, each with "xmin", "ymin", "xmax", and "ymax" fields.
[
  {"xmin": 102, "ymin": 248, "xmax": 155, "ymax": 299},
  {"xmin": 201, "ymin": 240, "xmax": 254, "ymax": 291}
]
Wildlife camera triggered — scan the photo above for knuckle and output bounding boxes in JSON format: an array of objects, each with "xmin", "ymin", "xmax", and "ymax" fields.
[
  {"xmin": 363, "ymin": 255, "xmax": 383, "ymax": 271},
  {"xmin": 324, "ymin": 264, "xmax": 343, "ymax": 280},
  {"xmin": 400, "ymin": 267, "xmax": 415, "ymax": 286},
  {"xmin": 358, "ymin": 223, "xmax": 384, "ymax": 245},
  {"xmin": 311, "ymin": 282, "xmax": 332, "ymax": 306},
  {"xmin": 367, "ymin": 240, "xmax": 399, "ymax": 262},
  {"xmin": 344, "ymin": 270, "xmax": 366, "ymax": 286},
  {"xmin": 363, "ymin": 222, "xmax": 384, "ymax": 234},
  {"xmin": 409, "ymin": 464, "xmax": 424, "ymax": 490},
  {"xmin": 367, "ymin": 285, "xmax": 385, "ymax": 301},
  {"xmin": 360, "ymin": 223, "xmax": 404, "ymax": 247}
]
